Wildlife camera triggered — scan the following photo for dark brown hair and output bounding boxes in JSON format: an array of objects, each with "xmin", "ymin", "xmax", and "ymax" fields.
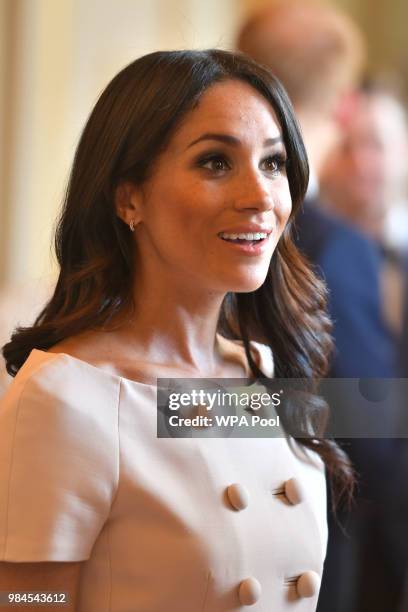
[{"xmin": 3, "ymin": 49, "xmax": 353, "ymax": 507}]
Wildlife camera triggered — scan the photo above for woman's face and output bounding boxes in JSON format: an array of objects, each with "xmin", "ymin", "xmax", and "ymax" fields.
[{"xmin": 122, "ymin": 79, "xmax": 292, "ymax": 294}]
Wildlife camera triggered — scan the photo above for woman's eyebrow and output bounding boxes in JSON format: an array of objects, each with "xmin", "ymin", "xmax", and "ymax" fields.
[{"xmin": 186, "ymin": 133, "xmax": 283, "ymax": 149}]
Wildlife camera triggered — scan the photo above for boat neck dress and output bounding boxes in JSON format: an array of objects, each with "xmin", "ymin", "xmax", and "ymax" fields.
[{"xmin": 0, "ymin": 335, "xmax": 327, "ymax": 611}]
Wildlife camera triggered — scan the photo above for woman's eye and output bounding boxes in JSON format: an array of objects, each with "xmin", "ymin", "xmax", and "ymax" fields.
[
  {"xmin": 261, "ymin": 155, "xmax": 287, "ymax": 175},
  {"xmin": 198, "ymin": 155, "xmax": 230, "ymax": 173},
  {"xmin": 196, "ymin": 153, "xmax": 287, "ymax": 175}
]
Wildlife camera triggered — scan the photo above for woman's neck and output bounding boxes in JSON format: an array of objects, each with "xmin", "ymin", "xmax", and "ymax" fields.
[{"xmin": 116, "ymin": 282, "xmax": 227, "ymax": 376}]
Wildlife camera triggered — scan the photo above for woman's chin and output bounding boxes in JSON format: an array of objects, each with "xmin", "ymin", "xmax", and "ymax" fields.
[{"xmin": 223, "ymin": 272, "xmax": 269, "ymax": 294}]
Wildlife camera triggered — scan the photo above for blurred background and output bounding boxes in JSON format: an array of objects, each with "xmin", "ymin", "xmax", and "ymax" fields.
[
  {"xmin": 1, "ymin": 1, "xmax": 408, "ymax": 610},
  {"xmin": 0, "ymin": 0, "xmax": 408, "ymax": 287}
]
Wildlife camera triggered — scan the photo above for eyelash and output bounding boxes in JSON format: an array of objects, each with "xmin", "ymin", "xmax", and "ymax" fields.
[{"xmin": 196, "ymin": 152, "xmax": 288, "ymax": 175}]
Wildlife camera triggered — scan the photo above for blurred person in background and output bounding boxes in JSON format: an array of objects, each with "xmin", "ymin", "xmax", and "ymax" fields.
[
  {"xmin": 321, "ymin": 83, "xmax": 408, "ymax": 253},
  {"xmin": 237, "ymin": 1, "xmax": 404, "ymax": 611},
  {"xmin": 320, "ymin": 83, "xmax": 408, "ymax": 345},
  {"xmin": 321, "ymin": 87, "xmax": 408, "ymax": 610}
]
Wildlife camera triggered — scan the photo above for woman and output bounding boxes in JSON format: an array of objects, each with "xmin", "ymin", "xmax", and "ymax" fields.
[{"xmin": 0, "ymin": 50, "xmax": 351, "ymax": 611}]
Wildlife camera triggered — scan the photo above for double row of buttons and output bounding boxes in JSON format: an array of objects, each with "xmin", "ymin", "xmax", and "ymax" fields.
[{"xmin": 225, "ymin": 478, "xmax": 320, "ymax": 606}]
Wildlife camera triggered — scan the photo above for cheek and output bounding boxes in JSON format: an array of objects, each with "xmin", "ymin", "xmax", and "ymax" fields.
[
  {"xmin": 141, "ymin": 184, "xmax": 211, "ymax": 261},
  {"xmin": 275, "ymin": 185, "xmax": 292, "ymax": 229},
  {"xmin": 145, "ymin": 183, "xmax": 193, "ymax": 231}
]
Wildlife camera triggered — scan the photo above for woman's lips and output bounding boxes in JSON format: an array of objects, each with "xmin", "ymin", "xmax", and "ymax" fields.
[{"xmin": 218, "ymin": 234, "xmax": 271, "ymax": 256}]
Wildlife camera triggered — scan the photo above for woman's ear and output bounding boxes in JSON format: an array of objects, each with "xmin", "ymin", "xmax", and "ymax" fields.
[{"xmin": 114, "ymin": 181, "xmax": 142, "ymax": 229}]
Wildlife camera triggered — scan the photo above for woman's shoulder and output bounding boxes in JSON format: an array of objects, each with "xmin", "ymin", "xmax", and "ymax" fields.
[
  {"xmin": 45, "ymin": 332, "xmax": 174, "ymax": 385},
  {"xmin": 46, "ymin": 330, "xmax": 117, "ymax": 370},
  {"xmin": 2, "ymin": 339, "xmax": 122, "ymax": 418}
]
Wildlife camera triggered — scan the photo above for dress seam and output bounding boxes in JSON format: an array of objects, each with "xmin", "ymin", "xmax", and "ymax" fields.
[
  {"xmin": 108, "ymin": 378, "xmax": 122, "ymax": 511},
  {"xmin": 107, "ymin": 377, "xmax": 121, "ymax": 611}
]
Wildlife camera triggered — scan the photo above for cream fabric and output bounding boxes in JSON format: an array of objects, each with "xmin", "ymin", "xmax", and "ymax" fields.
[{"xmin": 0, "ymin": 337, "xmax": 327, "ymax": 611}]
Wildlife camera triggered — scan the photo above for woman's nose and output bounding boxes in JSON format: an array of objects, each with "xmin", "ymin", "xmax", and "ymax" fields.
[{"xmin": 232, "ymin": 171, "xmax": 274, "ymax": 212}]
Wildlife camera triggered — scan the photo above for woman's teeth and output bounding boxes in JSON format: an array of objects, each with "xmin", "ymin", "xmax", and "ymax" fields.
[{"xmin": 219, "ymin": 232, "xmax": 267, "ymax": 241}]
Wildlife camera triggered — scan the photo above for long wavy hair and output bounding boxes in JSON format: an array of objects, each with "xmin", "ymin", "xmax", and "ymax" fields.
[{"xmin": 3, "ymin": 49, "xmax": 353, "ymax": 507}]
